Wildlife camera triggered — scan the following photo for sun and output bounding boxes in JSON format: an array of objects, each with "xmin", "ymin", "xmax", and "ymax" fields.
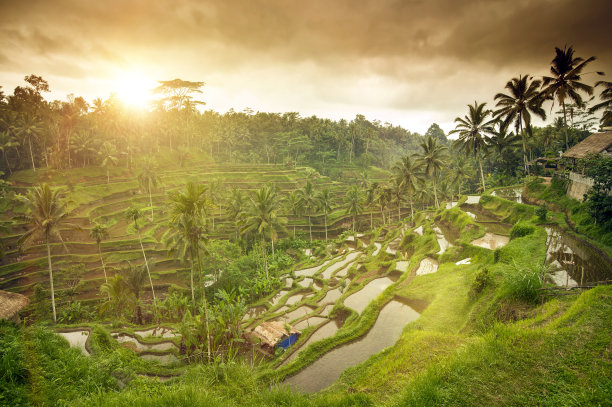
[{"xmin": 115, "ymin": 72, "xmax": 154, "ymax": 109}]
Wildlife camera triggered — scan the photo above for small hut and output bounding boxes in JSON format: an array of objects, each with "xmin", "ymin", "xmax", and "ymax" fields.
[
  {"xmin": 0, "ymin": 290, "xmax": 29, "ymax": 323},
  {"xmin": 249, "ymin": 321, "xmax": 300, "ymax": 352},
  {"xmin": 562, "ymin": 131, "xmax": 612, "ymax": 163}
]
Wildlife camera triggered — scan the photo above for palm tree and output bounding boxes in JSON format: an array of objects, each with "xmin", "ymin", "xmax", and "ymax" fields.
[
  {"xmin": 316, "ymin": 188, "xmax": 334, "ymax": 242},
  {"xmin": 415, "ymin": 136, "xmax": 448, "ymax": 207},
  {"xmin": 89, "ymin": 223, "xmax": 110, "ymax": 298},
  {"xmin": 284, "ymin": 190, "xmax": 303, "ymax": 239},
  {"xmin": 364, "ymin": 182, "xmax": 378, "ymax": 229},
  {"xmin": 390, "ymin": 176, "xmax": 405, "ymax": 222},
  {"xmin": 18, "ymin": 184, "xmax": 73, "ymax": 323},
  {"xmin": 0, "ymin": 130, "xmax": 19, "ymax": 175},
  {"xmin": 207, "ymin": 178, "xmax": 223, "ymax": 231},
  {"xmin": 298, "ymin": 180, "xmax": 317, "ymax": 241},
  {"xmin": 165, "ymin": 211, "xmax": 207, "ymax": 307},
  {"xmin": 392, "ymin": 156, "xmax": 423, "ymax": 218},
  {"xmin": 138, "ymin": 157, "xmax": 161, "ymax": 221},
  {"xmin": 226, "ymin": 187, "xmax": 246, "ymax": 240},
  {"xmin": 240, "ymin": 185, "xmax": 287, "ymax": 280},
  {"xmin": 446, "ymin": 157, "xmax": 474, "ymax": 202},
  {"xmin": 125, "ymin": 205, "xmax": 156, "ymax": 305},
  {"xmin": 99, "ymin": 274, "xmax": 131, "ymax": 319},
  {"xmin": 17, "ymin": 113, "xmax": 42, "ymax": 172},
  {"xmin": 541, "ymin": 46, "xmax": 601, "ymax": 150},
  {"xmin": 376, "ymin": 184, "xmax": 393, "ymax": 224},
  {"xmin": 494, "ymin": 75, "xmax": 546, "ymax": 173},
  {"xmin": 121, "ymin": 262, "xmax": 148, "ymax": 324},
  {"xmin": 450, "ymin": 102, "xmax": 494, "ymax": 193},
  {"xmin": 589, "ymin": 81, "xmax": 612, "ymax": 127},
  {"xmin": 345, "ymin": 185, "xmax": 363, "ymax": 231},
  {"xmin": 166, "ymin": 181, "xmax": 211, "ymax": 361},
  {"xmin": 99, "ymin": 141, "xmax": 119, "ymax": 184},
  {"xmin": 486, "ymin": 120, "xmax": 521, "ymax": 157}
]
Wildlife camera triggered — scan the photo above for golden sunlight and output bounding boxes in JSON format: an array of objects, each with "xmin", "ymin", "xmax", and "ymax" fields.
[{"xmin": 115, "ymin": 71, "xmax": 155, "ymax": 108}]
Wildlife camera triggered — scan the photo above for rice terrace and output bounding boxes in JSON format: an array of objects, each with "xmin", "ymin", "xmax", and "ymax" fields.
[{"xmin": 1, "ymin": 1, "xmax": 611, "ymax": 406}]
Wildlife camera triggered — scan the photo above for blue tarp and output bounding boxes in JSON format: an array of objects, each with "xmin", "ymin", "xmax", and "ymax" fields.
[{"xmin": 277, "ymin": 333, "xmax": 299, "ymax": 350}]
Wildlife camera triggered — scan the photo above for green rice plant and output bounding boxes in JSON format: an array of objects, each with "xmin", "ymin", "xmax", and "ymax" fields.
[
  {"xmin": 509, "ymin": 222, "xmax": 535, "ymax": 240},
  {"xmin": 501, "ymin": 260, "xmax": 548, "ymax": 303}
]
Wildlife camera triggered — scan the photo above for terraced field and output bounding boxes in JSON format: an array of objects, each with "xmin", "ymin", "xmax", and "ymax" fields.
[{"xmin": 0, "ymin": 162, "xmax": 401, "ymax": 305}]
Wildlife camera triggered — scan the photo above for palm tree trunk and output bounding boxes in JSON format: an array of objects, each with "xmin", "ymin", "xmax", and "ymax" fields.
[
  {"xmin": 478, "ymin": 156, "xmax": 486, "ymax": 193},
  {"xmin": 370, "ymin": 210, "xmax": 373, "ymax": 229},
  {"xmin": 410, "ymin": 198, "xmax": 414, "ymax": 219},
  {"xmin": 28, "ymin": 136, "xmax": 36, "ymax": 172},
  {"xmin": 4, "ymin": 153, "xmax": 12, "ymax": 175},
  {"xmin": 308, "ymin": 214, "xmax": 312, "ymax": 242},
  {"xmin": 46, "ymin": 240, "xmax": 57, "ymax": 323},
  {"xmin": 293, "ymin": 224, "xmax": 296, "ymax": 239},
  {"xmin": 433, "ymin": 176, "xmax": 439, "ymax": 208},
  {"xmin": 106, "ymin": 167, "xmax": 110, "ymax": 184},
  {"xmin": 97, "ymin": 243, "xmax": 110, "ymax": 300},
  {"xmin": 353, "ymin": 214, "xmax": 356, "ymax": 231},
  {"xmin": 138, "ymin": 230, "xmax": 156, "ymax": 304},
  {"xmin": 262, "ymin": 236, "xmax": 268, "ymax": 280},
  {"xmin": 397, "ymin": 203, "xmax": 401, "ymax": 221},
  {"xmin": 189, "ymin": 248, "xmax": 196, "ymax": 309},
  {"xmin": 519, "ymin": 121, "xmax": 528, "ymax": 175},
  {"xmin": 324, "ymin": 213, "xmax": 328, "ymax": 242},
  {"xmin": 562, "ymin": 100, "xmax": 569, "ymax": 151},
  {"xmin": 148, "ymin": 180, "xmax": 154, "ymax": 221}
]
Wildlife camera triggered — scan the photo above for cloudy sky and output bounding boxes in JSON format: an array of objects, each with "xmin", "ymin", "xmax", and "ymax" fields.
[{"xmin": 0, "ymin": 0, "xmax": 610, "ymax": 134}]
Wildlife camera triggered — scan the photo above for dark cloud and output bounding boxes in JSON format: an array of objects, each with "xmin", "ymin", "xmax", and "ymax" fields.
[{"xmin": 0, "ymin": 0, "xmax": 610, "ymax": 132}]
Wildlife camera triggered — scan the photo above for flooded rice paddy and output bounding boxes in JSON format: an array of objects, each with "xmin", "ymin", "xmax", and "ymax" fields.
[
  {"xmin": 416, "ymin": 258, "xmax": 438, "ymax": 275},
  {"xmin": 58, "ymin": 331, "xmax": 89, "ymax": 356},
  {"xmin": 343, "ymin": 277, "xmax": 395, "ymax": 313},
  {"xmin": 282, "ymin": 320, "xmax": 343, "ymax": 365},
  {"xmin": 284, "ymin": 299, "xmax": 421, "ymax": 393},
  {"xmin": 545, "ymin": 226, "xmax": 612, "ymax": 285},
  {"xmin": 471, "ymin": 233, "xmax": 509, "ymax": 250}
]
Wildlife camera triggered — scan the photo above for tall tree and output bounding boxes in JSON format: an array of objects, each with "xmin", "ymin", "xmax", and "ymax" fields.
[
  {"xmin": 298, "ymin": 180, "xmax": 317, "ymax": 241},
  {"xmin": 226, "ymin": 187, "xmax": 246, "ymax": 240},
  {"xmin": 541, "ymin": 46, "xmax": 602, "ymax": 150},
  {"xmin": 89, "ymin": 223, "xmax": 110, "ymax": 298},
  {"xmin": 364, "ymin": 182, "xmax": 379, "ymax": 229},
  {"xmin": 18, "ymin": 184, "xmax": 73, "ymax": 323},
  {"xmin": 589, "ymin": 81, "xmax": 612, "ymax": 128},
  {"xmin": 99, "ymin": 141, "xmax": 119, "ymax": 184},
  {"xmin": 240, "ymin": 185, "xmax": 287, "ymax": 280},
  {"xmin": 392, "ymin": 156, "xmax": 423, "ymax": 218},
  {"xmin": 125, "ymin": 206, "xmax": 156, "ymax": 305},
  {"xmin": 0, "ymin": 130, "xmax": 19, "ymax": 175},
  {"xmin": 17, "ymin": 113, "xmax": 42, "ymax": 171},
  {"xmin": 284, "ymin": 190, "xmax": 304, "ymax": 239},
  {"xmin": 121, "ymin": 262, "xmax": 148, "ymax": 324},
  {"xmin": 345, "ymin": 185, "xmax": 363, "ymax": 231},
  {"xmin": 415, "ymin": 136, "xmax": 448, "ymax": 207},
  {"xmin": 138, "ymin": 157, "xmax": 161, "ymax": 221},
  {"xmin": 494, "ymin": 75, "xmax": 546, "ymax": 173},
  {"xmin": 450, "ymin": 102, "xmax": 494, "ymax": 193},
  {"xmin": 166, "ymin": 181, "xmax": 211, "ymax": 361},
  {"xmin": 316, "ymin": 187, "xmax": 334, "ymax": 242}
]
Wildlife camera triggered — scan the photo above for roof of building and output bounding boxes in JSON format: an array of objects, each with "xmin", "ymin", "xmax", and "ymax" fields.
[
  {"xmin": 251, "ymin": 320, "xmax": 300, "ymax": 347},
  {"xmin": 562, "ymin": 131, "xmax": 612, "ymax": 159},
  {"xmin": 0, "ymin": 290, "xmax": 29, "ymax": 320}
]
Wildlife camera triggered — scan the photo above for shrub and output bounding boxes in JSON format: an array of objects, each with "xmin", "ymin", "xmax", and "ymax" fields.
[
  {"xmin": 493, "ymin": 248, "xmax": 501, "ymax": 263},
  {"xmin": 510, "ymin": 223, "xmax": 535, "ymax": 240},
  {"xmin": 470, "ymin": 267, "xmax": 491, "ymax": 298},
  {"xmin": 535, "ymin": 204, "xmax": 548, "ymax": 222},
  {"xmin": 501, "ymin": 261, "xmax": 547, "ymax": 303}
]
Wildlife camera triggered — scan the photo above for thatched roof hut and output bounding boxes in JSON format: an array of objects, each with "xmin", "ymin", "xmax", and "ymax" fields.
[
  {"xmin": 562, "ymin": 131, "xmax": 612, "ymax": 159},
  {"xmin": 249, "ymin": 321, "xmax": 300, "ymax": 350},
  {"xmin": 0, "ymin": 290, "xmax": 29, "ymax": 322}
]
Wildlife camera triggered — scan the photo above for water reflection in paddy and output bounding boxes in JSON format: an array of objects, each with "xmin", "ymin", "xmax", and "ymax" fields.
[
  {"xmin": 545, "ymin": 226, "xmax": 612, "ymax": 285},
  {"xmin": 283, "ymin": 320, "xmax": 343, "ymax": 364},
  {"xmin": 321, "ymin": 252, "xmax": 361, "ymax": 279},
  {"xmin": 58, "ymin": 331, "xmax": 89, "ymax": 356},
  {"xmin": 343, "ymin": 277, "xmax": 395, "ymax": 313},
  {"xmin": 284, "ymin": 300, "xmax": 420, "ymax": 393},
  {"xmin": 282, "ymin": 306, "xmax": 316, "ymax": 322},
  {"xmin": 320, "ymin": 288, "xmax": 342, "ymax": 304},
  {"xmin": 471, "ymin": 232, "xmax": 509, "ymax": 250},
  {"xmin": 294, "ymin": 317, "xmax": 328, "ymax": 330}
]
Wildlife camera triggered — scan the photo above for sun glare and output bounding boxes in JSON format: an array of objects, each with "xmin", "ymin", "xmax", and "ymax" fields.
[{"xmin": 115, "ymin": 72, "xmax": 154, "ymax": 109}]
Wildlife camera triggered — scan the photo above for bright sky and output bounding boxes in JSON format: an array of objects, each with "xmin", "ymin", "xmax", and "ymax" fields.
[{"xmin": 0, "ymin": 0, "xmax": 610, "ymax": 134}]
